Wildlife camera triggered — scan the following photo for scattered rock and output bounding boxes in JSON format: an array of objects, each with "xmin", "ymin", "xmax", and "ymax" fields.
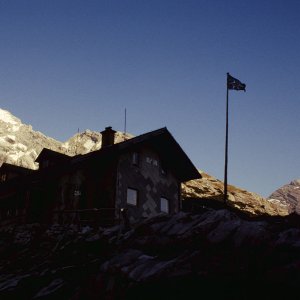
[{"xmin": 1, "ymin": 209, "xmax": 300, "ymax": 299}]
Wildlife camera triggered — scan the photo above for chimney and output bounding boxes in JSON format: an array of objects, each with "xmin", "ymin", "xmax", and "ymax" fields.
[{"xmin": 101, "ymin": 126, "xmax": 116, "ymax": 147}]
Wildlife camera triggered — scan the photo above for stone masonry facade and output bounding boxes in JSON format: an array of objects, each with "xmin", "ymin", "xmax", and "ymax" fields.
[{"xmin": 115, "ymin": 147, "xmax": 180, "ymax": 222}]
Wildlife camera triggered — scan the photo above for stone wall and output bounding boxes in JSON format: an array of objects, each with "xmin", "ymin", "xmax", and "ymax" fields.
[{"xmin": 115, "ymin": 147, "xmax": 180, "ymax": 222}]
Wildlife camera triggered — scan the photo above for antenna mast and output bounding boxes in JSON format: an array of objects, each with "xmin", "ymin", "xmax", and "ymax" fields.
[{"xmin": 124, "ymin": 108, "xmax": 127, "ymax": 140}]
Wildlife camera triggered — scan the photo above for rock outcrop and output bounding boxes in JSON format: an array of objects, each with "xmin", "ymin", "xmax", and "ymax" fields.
[
  {"xmin": 0, "ymin": 109, "xmax": 63, "ymax": 169},
  {"xmin": 0, "ymin": 108, "xmax": 131, "ymax": 169},
  {"xmin": 269, "ymin": 179, "xmax": 300, "ymax": 214},
  {"xmin": 182, "ymin": 171, "xmax": 290, "ymax": 217},
  {"xmin": 62, "ymin": 129, "xmax": 132, "ymax": 155}
]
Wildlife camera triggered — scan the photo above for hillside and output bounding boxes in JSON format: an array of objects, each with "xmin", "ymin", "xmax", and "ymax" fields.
[
  {"xmin": 182, "ymin": 171, "xmax": 290, "ymax": 217},
  {"xmin": 0, "ymin": 109, "xmax": 63, "ymax": 169}
]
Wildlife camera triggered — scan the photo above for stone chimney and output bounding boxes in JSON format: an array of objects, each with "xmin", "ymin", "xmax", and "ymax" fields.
[{"xmin": 101, "ymin": 126, "xmax": 116, "ymax": 147}]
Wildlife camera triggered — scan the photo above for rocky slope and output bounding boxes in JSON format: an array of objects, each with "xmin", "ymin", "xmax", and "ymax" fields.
[
  {"xmin": 0, "ymin": 108, "xmax": 131, "ymax": 169},
  {"xmin": 0, "ymin": 109, "xmax": 63, "ymax": 169},
  {"xmin": 61, "ymin": 129, "xmax": 132, "ymax": 156},
  {"xmin": 269, "ymin": 179, "xmax": 300, "ymax": 214},
  {"xmin": 182, "ymin": 171, "xmax": 290, "ymax": 217},
  {"xmin": 1, "ymin": 208, "xmax": 300, "ymax": 299}
]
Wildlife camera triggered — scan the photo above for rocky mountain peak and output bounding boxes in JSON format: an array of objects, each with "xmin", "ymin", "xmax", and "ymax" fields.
[
  {"xmin": 0, "ymin": 109, "xmax": 62, "ymax": 169},
  {"xmin": 0, "ymin": 108, "xmax": 131, "ymax": 169},
  {"xmin": 62, "ymin": 130, "xmax": 133, "ymax": 155},
  {"xmin": 269, "ymin": 179, "xmax": 300, "ymax": 214},
  {"xmin": 0, "ymin": 108, "xmax": 22, "ymax": 126},
  {"xmin": 291, "ymin": 179, "xmax": 300, "ymax": 186}
]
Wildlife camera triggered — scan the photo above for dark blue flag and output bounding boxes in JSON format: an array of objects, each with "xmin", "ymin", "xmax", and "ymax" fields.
[{"xmin": 227, "ymin": 73, "xmax": 246, "ymax": 91}]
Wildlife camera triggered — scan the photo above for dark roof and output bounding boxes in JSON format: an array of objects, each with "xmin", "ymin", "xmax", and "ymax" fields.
[
  {"xmin": 0, "ymin": 162, "xmax": 34, "ymax": 175},
  {"xmin": 73, "ymin": 127, "xmax": 201, "ymax": 182},
  {"xmin": 0, "ymin": 163, "xmax": 35, "ymax": 191},
  {"xmin": 120, "ymin": 127, "xmax": 201, "ymax": 182},
  {"xmin": 35, "ymin": 148, "xmax": 71, "ymax": 163}
]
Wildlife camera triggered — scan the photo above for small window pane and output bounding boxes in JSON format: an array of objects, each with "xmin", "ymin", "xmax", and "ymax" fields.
[
  {"xmin": 1, "ymin": 174, "xmax": 7, "ymax": 182},
  {"xmin": 127, "ymin": 188, "xmax": 138, "ymax": 206},
  {"xmin": 160, "ymin": 197, "xmax": 169, "ymax": 213},
  {"xmin": 132, "ymin": 152, "xmax": 139, "ymax": 166}
]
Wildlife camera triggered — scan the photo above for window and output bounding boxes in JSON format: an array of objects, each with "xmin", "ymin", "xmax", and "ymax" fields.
[
  {"xmin": 127, "ymin": 188, "xmax": 138, "ymax": 206},
  {"xmin": 132, "ymin": 152, "xmax": 139, "ymax": 166},
  {"xmin": 0, "ymin": 173, "xmax": 7, "ymax": 182},
  {"xmin": 74, "ymin": 189, "xmax": 82, "ymax": 197},
  {"xmin": 160, "ymin": 197, "xmax": 169, "ymax": 213}
]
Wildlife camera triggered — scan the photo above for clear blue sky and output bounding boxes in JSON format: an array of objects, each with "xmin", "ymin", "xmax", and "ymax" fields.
[{"xmin": 0, "ymin": 0, "xmax": 300, "ymax": 197}]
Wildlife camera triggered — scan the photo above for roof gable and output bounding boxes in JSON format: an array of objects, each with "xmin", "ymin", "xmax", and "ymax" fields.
[
  {"xmin": 73, "ymin": 127, "xmax": 201, "ymax": 182},
  {"xmin": 116, "ymin": 127, "xmax": 201, "ymax": 182},
  {"xmin": 0, "ymin": 162, "xmax": 34, "ymax": 175},
  {"xmin": 35, "ymin": 148, "xmax": 71, "ymax": 163},
  {"xmin": 35, "ymin": 128, "xmax": 201, "ymax": 182}
]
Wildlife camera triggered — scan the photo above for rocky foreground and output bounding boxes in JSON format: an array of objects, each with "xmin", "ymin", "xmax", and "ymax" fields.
[{"xmin": 1, "ymin": 207, "xmax": 300, "ymax": 299}]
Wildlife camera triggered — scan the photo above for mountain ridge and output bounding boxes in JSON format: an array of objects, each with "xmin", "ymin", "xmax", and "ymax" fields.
[
  {"xmin": 182, "ymin": 170, "xmax": 290, "ymax": 217},
  {"xmin": 0, "ymin": 108, "xmax": 131, "ymax": 169}
]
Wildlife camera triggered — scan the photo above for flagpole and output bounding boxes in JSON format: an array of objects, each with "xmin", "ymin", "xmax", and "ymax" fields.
[
  {"xmin": 223, "ymin": 72, "xmax": 246, "ymax": 204},
  {"xmin": 224, "ymin": 76, "xmax": 229, "ymax": 204}
]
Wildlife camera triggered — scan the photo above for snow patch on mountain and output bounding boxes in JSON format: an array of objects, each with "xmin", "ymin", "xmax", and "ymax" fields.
[{"xmin": 0, "ymin": 109, "xmax": 19, "ymax": 125}]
